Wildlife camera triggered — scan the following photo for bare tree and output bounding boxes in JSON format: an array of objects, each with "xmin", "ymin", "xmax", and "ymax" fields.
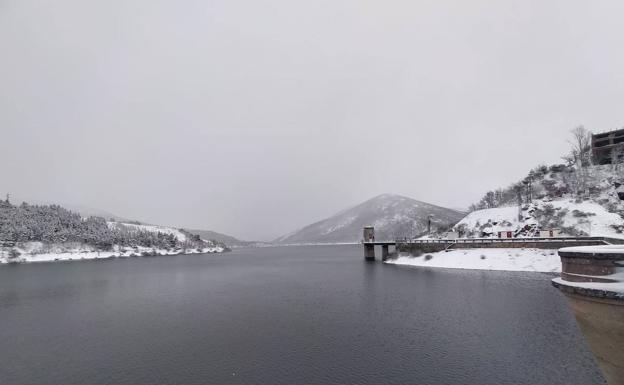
[
  {"xmin": 561, "ymin": 153, "xmax": 576, "ymax": 167},
  {"xmin": 567, "ymin": 125, "xmax": 592, "ymax": 167},
  {"xmin": 483, "ymin": 191, "xmax": 496, "ymax": 208}
]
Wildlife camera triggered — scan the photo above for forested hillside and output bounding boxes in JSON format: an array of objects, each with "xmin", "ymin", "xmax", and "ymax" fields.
[{"xmin": 0, "ymin": 200, "xmax": 228, "ymax": 263}]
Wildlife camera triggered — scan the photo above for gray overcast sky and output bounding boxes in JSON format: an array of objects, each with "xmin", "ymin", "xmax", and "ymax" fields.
[{"xmin": 1, "ymin": 0, "xmax": 623, "ymax": 241}]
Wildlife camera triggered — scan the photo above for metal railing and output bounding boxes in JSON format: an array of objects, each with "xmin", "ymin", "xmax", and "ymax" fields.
[
  {"xmin": 394, "ymin": 236, "xmax": 614, "ymax": 245},
  {"xmin": 363, "ymin": 236, "xmax": 624, "ymax": 246}
]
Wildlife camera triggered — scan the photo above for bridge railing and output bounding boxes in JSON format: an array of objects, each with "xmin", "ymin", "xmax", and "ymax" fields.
[{"xmin": 394, "ymin": 236, "xmax": 614, "ymax": 245}]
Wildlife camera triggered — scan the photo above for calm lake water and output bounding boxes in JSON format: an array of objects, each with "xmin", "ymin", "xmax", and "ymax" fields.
[{"xmin": 0, "ymin": 245, "xmax": 606, "ymax": 385}]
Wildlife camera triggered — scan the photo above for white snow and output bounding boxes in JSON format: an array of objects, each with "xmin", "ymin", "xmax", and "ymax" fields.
[
  {"xmin": 455, "ymin": 206, "xmax": 521, "ymax": 231},
  {"xmin": 454, "ymin": 198, "xmax": 624, "ymax": 239},
  {"xmin": 107, "ymin": 221, "xmax": 187, "ymax": 242},
  {"xmin": 386, "ymin": 248, "xmax": 561, "ymax": 273},
  {"xmin": 0, "ymin": 242, "xmax": 224, "ymax": 264},
  {"xmin": 321, "ymin": 216, "xmax": 357, "ymax": 235},
  {"xmin": 559, "ymin": 245, "xmax": 624, "ymax": 255},
  {"xmin": 550, "ymin": 200, "xmax": 624, "ymax": 238}
]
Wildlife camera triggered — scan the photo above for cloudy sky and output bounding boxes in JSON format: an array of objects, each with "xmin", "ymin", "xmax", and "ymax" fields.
[{"xmin": 1, "ymin": 0, "xmax": 623, "ymax": 240}]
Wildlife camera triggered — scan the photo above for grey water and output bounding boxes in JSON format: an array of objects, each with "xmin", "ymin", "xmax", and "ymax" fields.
[{"xmin": 0, "ymin": 245, "xmax": 605, "ymax": 385}]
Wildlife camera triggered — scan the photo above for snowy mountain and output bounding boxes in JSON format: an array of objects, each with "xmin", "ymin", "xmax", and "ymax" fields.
[
  {"xmin": 185, "ymin": 228, "xmax": 250, "ymax": 247},
  {"xmin": 53, "ymin": 203, "xmax": 247, "ymax": 247},
  {"xmin": 275, "ymin": 194, "xmax": 465, "ymax": 244}
]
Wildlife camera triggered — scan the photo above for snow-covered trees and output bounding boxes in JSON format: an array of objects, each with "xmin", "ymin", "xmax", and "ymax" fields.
[{"xmin": 0, "ymin": 201, "xmax": 218, "ymax": 251}]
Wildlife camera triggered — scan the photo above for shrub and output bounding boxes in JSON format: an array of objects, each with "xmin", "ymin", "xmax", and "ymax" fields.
[
  {"xmin": 424, "ymin": 254, "xmax": 433, "ymax": 261},
  {"xmin": 572, "ymin": 210, "xmax": 596, "ymax": 218}
]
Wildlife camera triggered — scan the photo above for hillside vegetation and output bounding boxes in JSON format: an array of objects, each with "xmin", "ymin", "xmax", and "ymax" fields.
[
  {"xmin": 455, "ymin": 127, "xmax": 624, "ymax": 239},
  {"xmin": 0, "ymin": 200, "xmax": 228, "ymax": 263}
]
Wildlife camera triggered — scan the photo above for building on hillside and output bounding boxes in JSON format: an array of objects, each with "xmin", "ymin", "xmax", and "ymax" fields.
[
  {"xmin": 539, "ymin": 229, "xmax": 561, "ymax": 238},
  {"xmin": 497, "ymin": 230, "xmax": 514, "ymax": 239},
  {"xmin": 592, "ymin": 128, "xmax": 624, "ymax": 165}
]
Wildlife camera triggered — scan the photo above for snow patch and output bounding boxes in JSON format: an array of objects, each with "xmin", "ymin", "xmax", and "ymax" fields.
[
  {"xmin": 386, "ymin": 248, "xmax": 561, "ymax": 273},
  {"xmin": 0, "ymin": 242, "xmax": 225, "ymax": 264},
  {"xmin": 454, "ymin": 198, "xmax": 624, "ymax": 239},
  {"xmin": 107, "ymin": 222, "xmax": 187, "ymax": 242}
]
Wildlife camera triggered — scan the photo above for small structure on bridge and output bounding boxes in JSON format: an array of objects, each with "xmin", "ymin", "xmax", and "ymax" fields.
[
  {"xmin": 362, "ymin": 226, "xmax": 394, "ymax": 262},
  {"xmin": 363, "ymin": 226, "xmax": 375, "ymax": 242}
]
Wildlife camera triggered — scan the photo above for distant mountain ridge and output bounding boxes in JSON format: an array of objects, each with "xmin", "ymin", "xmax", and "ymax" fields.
[
  {"xmin": 55, "ymin": 203, "xmax": 247, "ymax": 247},
  {"xmin": 185, "ymin": 228, "xmax": 249, "ymax": 247},
  {"xmin": 275, "ymin": 194, "xmax": 466, "ymax": 244}
]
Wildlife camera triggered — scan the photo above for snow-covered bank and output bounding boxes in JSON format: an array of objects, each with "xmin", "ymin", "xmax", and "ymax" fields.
[
  {"xmin": 0, "ymin": 242, "xmax": 225, "ymax": 264},
  {"xmin": 386, "ymin": 248, "xmax": 561, "ymax": 273}
]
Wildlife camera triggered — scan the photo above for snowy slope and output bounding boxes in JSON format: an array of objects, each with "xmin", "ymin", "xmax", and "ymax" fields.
[
  {"xmin": 276, "ymin": 194, "xmax": 465, "ymax": 244},
  {"xmin": 0, "ymin": 221, "xmax": 227, "ymax": 264},
  {"xmin": 185, "ymin": 228, "xmax": 249, "ymax": 246},
  {"xmin": 107, "ymin": 221, "xmax": 188, "ymax": 242},
  {"xmin": 0, "ymin": 242, "xmax": 225, "ymax": 264},
  {"xmin": 454, "ymin": 198, "xmax": 624, "ymax": 239}
]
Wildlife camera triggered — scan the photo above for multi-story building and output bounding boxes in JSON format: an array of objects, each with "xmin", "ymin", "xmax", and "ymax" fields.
[{"xmin": 592, "ymin": 128, "xmax": 624, "ymax": 165}]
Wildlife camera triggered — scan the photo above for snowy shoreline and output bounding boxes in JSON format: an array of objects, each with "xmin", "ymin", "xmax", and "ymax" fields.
[
  {"xmin": 0, "ymin": 242, "xmax": 226, "ymax": 265},
  {"xmin": 386, "ymin": 248, "xmax": 561, "ymax": 273}
]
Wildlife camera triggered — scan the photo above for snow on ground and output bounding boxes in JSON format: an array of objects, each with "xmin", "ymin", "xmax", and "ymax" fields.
[
  {"xmin": 386, "ymin": 248, "xmax": 561, "ymax": 273},
  {"xmin": 107, "ymin": 221, "xmax": 187, "ymax": 242},
  {"xmin": 549, "ymin": 200, "xmax": 624, "ymax": 238},
  {"xmin": 0, "ymin": 242, "xmax": 224, "ymax": 264},
  {"xmin": 455, "ymin": 205, "xmax": 522, "ymax": 231},
  {"xmin": 454, "ymin": 198, "xmax": 624, "ymax": 239},
  {"xmin": 321, "ymin": 216, "xmax": 357, "ymax": 235}
]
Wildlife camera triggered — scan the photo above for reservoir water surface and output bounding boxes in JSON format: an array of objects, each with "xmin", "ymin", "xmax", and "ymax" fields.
[{"xmin": 0, "ymin": 245, "xmax": 606, "ymax": 385}]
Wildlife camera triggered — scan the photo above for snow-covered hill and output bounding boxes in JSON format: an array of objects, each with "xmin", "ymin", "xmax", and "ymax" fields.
[
  {"xmin": 1, "ymin": 240, "xmax": 226, "ymax": 264},
  {"xmin": 454, "ymin": 164, "xmax": 624, "ymax": 239},
  {"xmin": 185, "ymin": 228, "xmax": 250, "ymax": 247},
  {"xmin": 275, "ymin": 194, "xmax": 465, "ymax": 244},
  {"xmin": 0, "ymin": 201, "xmax": 229, "ymax": 264},
  {"xmin": 454, "ymin": 199, "xmax": 624, "ymax": 239},
  {"xmin": 107, "ymin": 221, "xmax": 189, "ymax": 242}
]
